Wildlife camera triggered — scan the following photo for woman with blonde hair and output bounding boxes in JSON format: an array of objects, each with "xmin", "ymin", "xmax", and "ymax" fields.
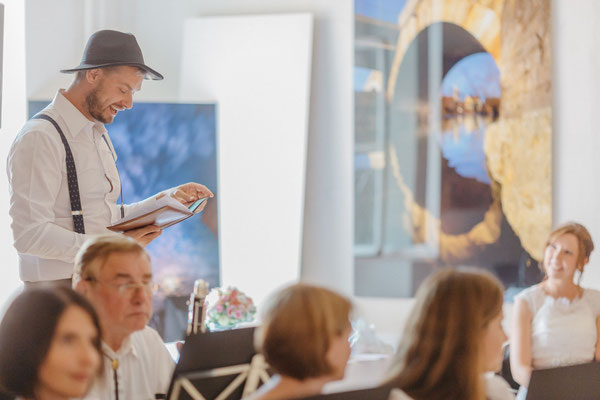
[
  {"xmin": 245, "ymin": 284, "xmax": 353, "ymax": 400},
  {"xmin": 511, "ymin": 222, "xmax": 599, "ymax": 399},
  {"xmin": 385, "ymin": 267, "xmax": 512, "ymax": 400}
]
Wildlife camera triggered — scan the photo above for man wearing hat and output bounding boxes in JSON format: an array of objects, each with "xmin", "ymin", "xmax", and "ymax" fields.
[{"xmin": 7, "ymin": 30, "xmax": 213, "ymax": 288}]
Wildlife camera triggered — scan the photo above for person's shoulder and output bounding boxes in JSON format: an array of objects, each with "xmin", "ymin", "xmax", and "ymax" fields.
[
  {"xmin": 583, "ymin": 287, "xmax": 600, "ymax": 296},
  {"xmin": 134, "ymin": 325, "xmax": 165, "ymax": 343},
  {"xmin": 582, "ymin": 287, "xmax": 600, "ymax": 303},
  {"xmin": 514, "ymin": 284, "xmax": 543, "ymax": 301},
  {"xmin": 130, "ymin": 325, "xmax": 167, "ymax": 352},
  {"xmin": 11, "ymin": 116, "xmax": 63, "ymax": 148},
  {"xmin": 513, "ymin": 284, "xmax": 545, "ymax": 316},
  {"xmin": 131, "ymin": 326, "xmax": 174, "ymax": 364},
  {"xmin": 388, "ymin": 388, "xmax": 414, "ymax": 400}
]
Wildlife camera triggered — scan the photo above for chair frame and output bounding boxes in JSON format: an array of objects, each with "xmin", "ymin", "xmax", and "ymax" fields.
[{"xmin": 169, "ymin": 353, "xmax": 271, "ymax": 400}]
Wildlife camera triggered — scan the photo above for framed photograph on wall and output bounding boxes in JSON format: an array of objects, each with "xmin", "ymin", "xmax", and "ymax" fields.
[{"xmin": 354, "ymin": 0, "xmax": 551, "ymax": 298}]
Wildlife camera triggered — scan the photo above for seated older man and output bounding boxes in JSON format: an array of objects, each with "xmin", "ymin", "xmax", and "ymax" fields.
[{"xmin": 73, "ymin": 235, "xmax": 174, "ymax": 399}]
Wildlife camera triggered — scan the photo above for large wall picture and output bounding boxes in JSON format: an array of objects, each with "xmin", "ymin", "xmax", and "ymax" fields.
[
  {"xmin": 108, "ymin": 102, "xmax": 219, "ymax": 340},
  {"xmin": 29, "ymin": 101, "xmax": 219, "ymax": 340},
  {"xmin": 354, "ymin": 0, "xmax": 551, "ymax": 297}
]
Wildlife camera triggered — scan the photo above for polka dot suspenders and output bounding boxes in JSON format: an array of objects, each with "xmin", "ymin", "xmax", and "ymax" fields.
[{"xmin": 32, "ymin": 114, "xmax": 86, "ymax": 234}]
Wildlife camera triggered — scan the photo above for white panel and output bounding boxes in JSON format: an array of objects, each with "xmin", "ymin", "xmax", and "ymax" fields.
[
  {"xmin": 0, "ymin": 0, "xmax": 26, "ymax": 312},
  {"xmin": 25, "ymin": 0, "xmax": 84, "ymax": 99},
  {"xmin": 552, "ymin": 0, "xmax": 600, "ymax": 289},
  {"xmin": 180, "ymin": 14, "xmax": 313, "ymax": 306}
]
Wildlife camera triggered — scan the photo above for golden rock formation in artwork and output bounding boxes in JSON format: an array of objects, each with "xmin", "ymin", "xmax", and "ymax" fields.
[
  {"xmin": 484, "ymin": 0, "xmax": 552, "ymax": 260},
  {"xmin": 387, "ymin": 0, "xmax": 552, "ymax": 261}
]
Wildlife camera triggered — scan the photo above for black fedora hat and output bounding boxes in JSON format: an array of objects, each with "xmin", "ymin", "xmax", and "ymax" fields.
[{"xmin": 60, "ymin": 30, "xmax": 163, "ymax": 80}]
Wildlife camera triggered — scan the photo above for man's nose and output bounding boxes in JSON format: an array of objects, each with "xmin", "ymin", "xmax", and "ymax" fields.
[
  {"xmin": 120, "ymin": 92, "xmax": 133, "ymax": 109},
  {"xmin": 130, "ymin": 286, "xmax": 151, "ymax": 304}
]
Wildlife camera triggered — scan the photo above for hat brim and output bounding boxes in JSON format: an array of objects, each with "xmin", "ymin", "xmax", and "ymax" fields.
[{"xmin": 60, "ymin": 62, "xmax": 164, "ymax": 80}]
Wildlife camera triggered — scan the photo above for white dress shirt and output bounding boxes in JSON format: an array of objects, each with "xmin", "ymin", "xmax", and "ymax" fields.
[
  {"xmin": 7, "ymin": 90, "xmax": 155, "ymax": 281},
  {"xmin": 82, "ymin": 326, "xmax": 175, "ymax": 400}
]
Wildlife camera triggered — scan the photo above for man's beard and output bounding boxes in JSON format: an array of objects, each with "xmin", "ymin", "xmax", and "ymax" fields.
[{"xmin": 85, "ymin": 84, "xmax": 111, "ymax": 124}]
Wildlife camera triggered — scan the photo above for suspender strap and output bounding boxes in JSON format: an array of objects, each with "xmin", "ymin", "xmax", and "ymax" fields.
[{"xmin": 32, "ymin": 113, "xmax": 86, "ymax": 234}]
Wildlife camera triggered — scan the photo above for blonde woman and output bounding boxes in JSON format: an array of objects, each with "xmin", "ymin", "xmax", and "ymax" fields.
[
  {"xmin": 510, "ymin": 222, "xmax": 599, "ymax": 399},
  {"xmin": 385, "ymin": 268, "xmax": 512, "ymax": 400},
  {"xmin": 245, "ymin": 284, "xmax": 353, "ymax": 400}
]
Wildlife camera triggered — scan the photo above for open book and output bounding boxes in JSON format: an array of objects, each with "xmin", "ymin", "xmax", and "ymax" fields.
[{"xmin": 107, "ymin": 195, "xmax": 206, "ymax": 232}]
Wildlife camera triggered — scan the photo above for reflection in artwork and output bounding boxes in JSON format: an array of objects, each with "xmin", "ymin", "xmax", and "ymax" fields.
[
  {"xmin": 28, "ymin": 101, "xmax": 219, "ymax": 340},
  {"xmin": 354, "ymin": 0, "xmax": 551, "ymax": 297}
]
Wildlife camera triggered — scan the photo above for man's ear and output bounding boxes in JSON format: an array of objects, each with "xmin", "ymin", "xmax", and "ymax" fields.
[{"xmin": 86, "ymin": 68, "xmax": 102, "ymax": 84}]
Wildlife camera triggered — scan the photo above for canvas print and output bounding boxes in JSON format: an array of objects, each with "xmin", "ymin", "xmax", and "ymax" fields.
[
  {"xmin": 29, "ymin": 101, "xmax": 219, "ymax": 340},
  {"xmin": 354, "ymin": 0, "xmax": 551, "ymax": 297}
]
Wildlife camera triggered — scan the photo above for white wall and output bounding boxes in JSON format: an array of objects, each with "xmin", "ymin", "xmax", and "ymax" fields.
[
  {"xmin": 552, "ymin": 0, "xmax": 600, "ymax": 290},
  {"xmin": 0, "ymin": 0, "xmax": 26, "ymax": 309},
  {"xmin": 25, "ymin": 0, "xmax": 84, "ymax": 98}
]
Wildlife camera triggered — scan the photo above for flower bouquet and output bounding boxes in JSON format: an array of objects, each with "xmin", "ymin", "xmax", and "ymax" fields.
[{"xmin": 205, "ymin": 286, "xmax": 257, "ymax": 331}]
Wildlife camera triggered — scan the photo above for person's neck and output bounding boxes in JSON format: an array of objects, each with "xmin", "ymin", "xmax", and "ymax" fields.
[
  {"xmin": 104, "ymin": 330, "xmax": 130, "ymax": 352},
  {"xmin": 543, "ymin": 278, "xmax": 580, "ymax": 299},
  {"xmin": 260, "ymin": 375, "xmax": 332, "ymax": 399},
  {"xmin": 62, "ymin": 85, "xmax": 95, "ymax": 122}
]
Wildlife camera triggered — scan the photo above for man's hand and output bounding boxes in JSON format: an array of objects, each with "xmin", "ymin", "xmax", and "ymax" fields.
[
  {"xmin": 158, "ymin": 183, "xmax": 214, "ymax": 213},
  {"xmin": 123, "ymin": 225, "xmax": 162, "ymax": 246}
]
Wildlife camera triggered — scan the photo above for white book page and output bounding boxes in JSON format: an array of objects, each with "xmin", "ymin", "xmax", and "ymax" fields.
[{"xmin": 114, "ymin": 195, "xmax": 190, "ymax": 225}]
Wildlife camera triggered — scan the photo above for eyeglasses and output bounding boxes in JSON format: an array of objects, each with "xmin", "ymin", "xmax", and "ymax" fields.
[{"xmin": 85, "ymin": 277, "xmax": 157, "ymax": 297}]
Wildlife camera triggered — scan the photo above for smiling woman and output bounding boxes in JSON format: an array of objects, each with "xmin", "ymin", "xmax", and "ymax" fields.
[{"xmin": 510, "ymin": 222, "xmax": 599, "ymax": 399}]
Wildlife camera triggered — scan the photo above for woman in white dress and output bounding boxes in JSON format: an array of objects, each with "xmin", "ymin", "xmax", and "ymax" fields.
[
  {"xmin": 385, "ymin": 267, "xmax": 514, "ymax": 400},
  {"xmin": 510, "ymin": 222, "xmax": 599, "ymax": 399}
]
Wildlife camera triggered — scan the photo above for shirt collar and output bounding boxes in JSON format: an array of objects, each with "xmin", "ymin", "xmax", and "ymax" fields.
[
  {"xmin": 102, "ymin": 334, "xmax": 138, "ymax": 360},
  {"xmin": 52, "ymin": 89, "xmax": 107, "ymax": 138}
]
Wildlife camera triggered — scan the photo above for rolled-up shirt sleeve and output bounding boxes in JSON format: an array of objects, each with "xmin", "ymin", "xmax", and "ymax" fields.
[
  {"xmin": 7, "ymin": 128, "xmax": 92, "ymax": 263},
  {"xmin": 121, "ymin": 188, "xmax": 174, "ymax": 221}
]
